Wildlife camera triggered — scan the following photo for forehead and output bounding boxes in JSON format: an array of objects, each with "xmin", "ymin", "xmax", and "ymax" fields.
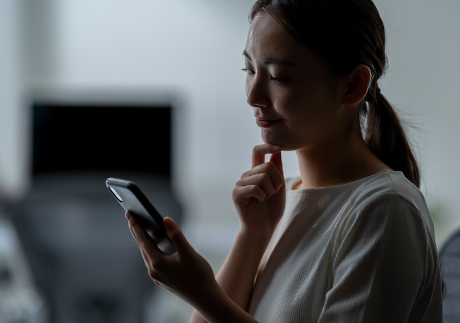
[{"xmin": 245, "ymin": 11, "xmax": 302, "ymax": 61}]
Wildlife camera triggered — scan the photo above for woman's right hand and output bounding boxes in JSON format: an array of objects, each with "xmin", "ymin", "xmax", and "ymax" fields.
[{"xmin": 232, "ymin": 144, "xmax": 286, "ymax": 239}]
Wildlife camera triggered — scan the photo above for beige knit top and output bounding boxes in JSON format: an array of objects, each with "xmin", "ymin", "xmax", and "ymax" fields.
[{"xmin": 248, "ymin": 170, "xmax": 442, "ymax": 323}]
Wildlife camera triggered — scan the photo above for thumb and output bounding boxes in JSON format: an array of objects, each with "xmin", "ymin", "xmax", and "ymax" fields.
[
  {"xmin": 163, "ymin": 217, "xmax": 193, "ymax": 255},
  {"xmin": 270, "ymin": 151, "xmax": 284, "ymax": 177}
]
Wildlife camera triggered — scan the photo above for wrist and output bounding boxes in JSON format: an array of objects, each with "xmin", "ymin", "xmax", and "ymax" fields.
[
  {"xmin": 194, "ymin": 283, "xmax": 258, "ymax": 323},
  {"xmin": 238, "ymin": 226, "xmax": 272, "ymax": 249},
  {"xmin": 189, "ymin": 276, "xmax": 221, "ymax": 310}
]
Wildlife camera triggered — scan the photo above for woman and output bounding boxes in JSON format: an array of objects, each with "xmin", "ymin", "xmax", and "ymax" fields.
[{"xmin": 126, "ymin": 0, "xmax": 443, "ymax": 321}]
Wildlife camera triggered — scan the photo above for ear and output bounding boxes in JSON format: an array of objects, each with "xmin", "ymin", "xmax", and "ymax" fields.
[{"xmin": 341, "ymin": 64, "xmax": 372, "ymax": 107}]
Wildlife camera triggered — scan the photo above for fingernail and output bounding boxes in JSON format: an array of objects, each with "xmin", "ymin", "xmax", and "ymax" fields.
[
  {"xmin": 272, "ymin": 145, "xmax": 281, "ymax": 151},
  {"xmin": 125, "ymin": 212, "xmax": 131, "ymax": 221}
]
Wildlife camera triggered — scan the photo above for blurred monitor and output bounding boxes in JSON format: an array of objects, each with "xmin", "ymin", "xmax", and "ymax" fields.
[{"xmin": 31, "ymin": 102, "xmax": 172, "ymax": 179}]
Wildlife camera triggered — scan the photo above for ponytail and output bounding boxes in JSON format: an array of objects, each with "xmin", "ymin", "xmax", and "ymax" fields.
[{"xmin": 363, "ymin": 85, "xmax": 420, "ymax": 187}]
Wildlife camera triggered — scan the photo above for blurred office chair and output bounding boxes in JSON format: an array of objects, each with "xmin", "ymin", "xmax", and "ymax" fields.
[
  {"xmin": 0, "ymin": 216, "xmax": 47, "ymax": 323},
  {"xmin": 440, "ymin": 227, "xmax": 460, "ymax": 322},
  {"xmin": 8, "ymin": 100, "xmax": 183, "ymax": 323}
]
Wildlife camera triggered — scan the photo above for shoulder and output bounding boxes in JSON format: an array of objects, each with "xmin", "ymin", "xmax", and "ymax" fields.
[
  {"xmin": 350, "ymin": 170, "xmax": 423, "ymax": 204},
  {"xmin": 334, "ymin": 170, "xmax": 436, "ymax": 246},
  {"xmin": 324, "ymin": 171, "xmax": 442, "ymax": 322},
  {"xmin": 345, "ymin": 170, "xmax": 429, "ymax": 218}
]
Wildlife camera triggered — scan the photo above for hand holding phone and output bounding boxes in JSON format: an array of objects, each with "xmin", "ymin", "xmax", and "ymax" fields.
[{"xmin": 106, "ymin": 177, "xmax": 176, "ymax": 254}]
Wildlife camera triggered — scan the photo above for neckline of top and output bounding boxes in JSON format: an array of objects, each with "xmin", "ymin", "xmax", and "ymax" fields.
[{"xmin": 288, "ymin": 169, "xmax": 402, "ymax": 194}]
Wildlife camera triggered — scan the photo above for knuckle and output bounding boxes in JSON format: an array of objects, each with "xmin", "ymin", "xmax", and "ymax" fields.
[
  {"xmin": 235, "ymin": 178, "xmax": 244, "ymax": 187},
  {"xmin": 240, "ymin": 170, "xmax": 250, "ymax": 179},
  {"xmin": 149, "ymin": 258, "xmax": 165, "ymax": 273},
  {"xmin": 148, "ymin": 268, "xmax": 157, "ymax": 279},
  {"xmin": 256, "ymin": 162, "xmax": 271, "ymax": 172},
  {"xmin": 149, "ymin": 257, "xmax": 159, "ymax": 268},
  {"xmin": 248, "ymin": 185, "xmax": 258, "ymax": 194},
  {"xmin": 257, "ymin": 172, "xmax": 270, "ymax": 183},
  {"xmin": 255, "ymin": 172, "xmax": 273, "ymax": 189},
  {"xmin": 232, "ymin": 187, "xmax": 239, "ymax": 198},
  {"xmin": 232, "ymin": 186, "xmax": 244, "ymax": 200},
  {"xmin": 249, "ymin": 185, "xmax": 265, "ymax": 198}
]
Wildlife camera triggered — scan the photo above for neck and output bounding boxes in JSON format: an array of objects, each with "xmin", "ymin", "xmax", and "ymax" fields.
[{"xmin": 294, "ymin": 131, "xmax": 389, "ymax": 190}]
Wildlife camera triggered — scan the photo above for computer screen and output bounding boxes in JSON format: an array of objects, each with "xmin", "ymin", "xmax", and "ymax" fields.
[{"xmin": 32, "ymin": 103, "xmax": 172, "ymax": 178}]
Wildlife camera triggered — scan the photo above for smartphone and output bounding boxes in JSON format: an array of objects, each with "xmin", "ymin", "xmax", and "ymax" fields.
[{"xmin": 106, "ymin": 177, "xmax": 176, "ymax": 254}]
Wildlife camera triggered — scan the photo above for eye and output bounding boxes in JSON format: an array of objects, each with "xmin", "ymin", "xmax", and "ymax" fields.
[
  {"xmin": 241, "ymin": 68, "xmax": 255, "ymax": 75},
  {"xmin": 270, "ymin": 76, "xmax": 289, "ymax": 84}
]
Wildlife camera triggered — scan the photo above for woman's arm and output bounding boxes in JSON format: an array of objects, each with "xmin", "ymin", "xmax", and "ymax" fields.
[
  {"xmin": 189, "ymin": 228, "xmax": 270, "ymax": 323},
  {"xmin": 128, "ymin": 214, "xmax": 259, "ymax": 323},
  {"xmin": 190, "ymin": 144, "xmax": 286, "ymax": 322},
  {"xmin": 127, "ymin": 144, "xmax": 285, "ymax": 322}
]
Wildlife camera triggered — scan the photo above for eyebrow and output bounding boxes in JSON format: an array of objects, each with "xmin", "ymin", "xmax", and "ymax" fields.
[{"xmin": 243, "ymin": 49, "xmax": 296, "ymax": 67}]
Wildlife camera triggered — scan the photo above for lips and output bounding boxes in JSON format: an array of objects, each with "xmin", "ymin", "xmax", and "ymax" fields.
[{"xmin": 256, "ymin": 118, "xmax": 282, "ymax": 128}]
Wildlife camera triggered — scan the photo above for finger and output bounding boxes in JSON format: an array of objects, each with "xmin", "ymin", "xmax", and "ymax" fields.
[
  {"xmin": 235, "ymin": 173, "xmax": 276, "ymax": 199},
  {"xmin": 252, "ymin": 144, "xmax": 281, "ymax": 168},
  {"xmin": 270, "ymin": 152, "xmax": 284, "ymax": 177},
  {"xmin": 137, "ymin": 239, "xmax": 154, "ymax": 270},
  {"xmin": 239, "ymin": 162, "xmax": 283, "ymax": 193},
  {"xmin": 163, "ymin": 217, "xmax": 194, "ymax": 256},
  {"xmin": 137, "ymin": 245, "xmax": 162, "ymax": 284},
  {"xmin": 128, "ymin": 224, "xmax": 154, "ymax": 269},
  {"xmin": 127, "ymin": 213, "xmax": 163, "ymax": 258},
  {"xmin": 232, "ymin": 184, "xmax": 267, "ymax": 203}
]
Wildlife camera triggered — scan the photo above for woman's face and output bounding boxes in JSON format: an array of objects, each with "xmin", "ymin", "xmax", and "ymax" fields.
[{"xmin": 244, "ymin": 11, "xmax": 350, "ymax": 151}]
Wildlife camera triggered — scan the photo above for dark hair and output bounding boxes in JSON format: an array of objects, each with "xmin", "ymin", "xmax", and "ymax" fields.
[{"xmin": 250, "ymin": 0, "xmax": 420, "ymax": 187}]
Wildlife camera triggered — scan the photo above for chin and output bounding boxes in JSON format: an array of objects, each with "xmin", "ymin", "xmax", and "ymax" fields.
[
  {"xmin": 261, "ymin": 129, "xmax": 275, "ymax": 141},
  {"xmin": 261, "ymin": 133, "xmax": 278, "ymax": 146},
  {"xmin": 261, "ymin": 137, "xmax": 299, "ymax": 152},
  {"xmin": 261, "ymin": 134, "xmax": 291, "ymax": 151}
]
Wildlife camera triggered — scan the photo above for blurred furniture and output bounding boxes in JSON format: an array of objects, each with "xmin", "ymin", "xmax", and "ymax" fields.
[
  {"xmin": 440, "ymin": 227, "xmax": 460, "ymax": 322},
  {"xmin": 8, "ymin": 100, "xmax": 182, "ymax": 323},
  {"xmin": 0, "ymin": 216, "xmax": 47, "ymax": 323}
]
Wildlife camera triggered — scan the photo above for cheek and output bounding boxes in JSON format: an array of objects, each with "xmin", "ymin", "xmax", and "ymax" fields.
[
  {"xmin": 274, "ymin": 91, "xmax": 305, "ymax": 118},
  {"xmin": 276, "ymin": 95, "xmax": 325, "ymax": 134}
]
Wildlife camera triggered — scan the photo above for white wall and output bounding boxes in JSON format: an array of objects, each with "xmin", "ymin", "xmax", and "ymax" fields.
[
  {"xmin": 0, "ymin": 0, "xmax": 27, "ymax": 200},
  {"xmin": 21, "ymin": 0, "xmax": 260, "ymax": 194},
  {"xmin": 1, "ymin": 0, "xmax": 460, "ymax": 243}
]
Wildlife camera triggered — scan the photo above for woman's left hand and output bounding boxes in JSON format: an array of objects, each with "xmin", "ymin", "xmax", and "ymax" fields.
[{"xmin": 126, "ymin": 213, "xmax": 217, "ymax": 307}]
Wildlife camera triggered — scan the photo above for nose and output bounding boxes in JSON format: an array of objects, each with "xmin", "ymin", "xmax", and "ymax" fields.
[{"xmin": 246, "ymin": 74, "xmax": 269, "ymax": 108}]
